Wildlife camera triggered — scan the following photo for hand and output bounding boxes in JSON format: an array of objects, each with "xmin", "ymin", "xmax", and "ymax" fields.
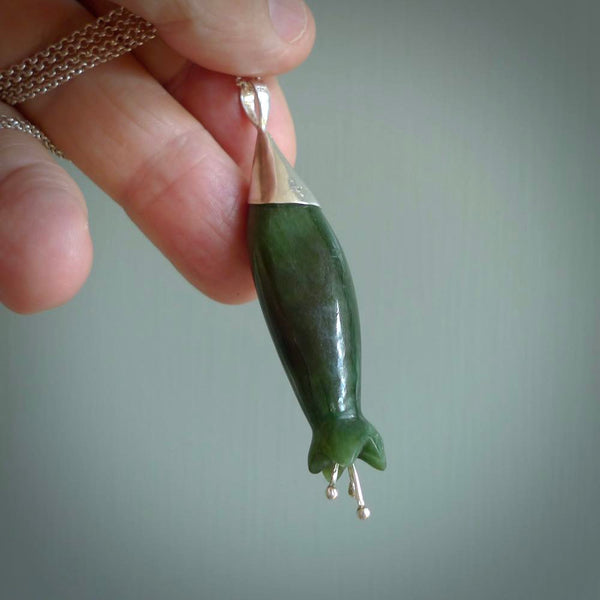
[{"xmin": 0, "ymin": 0, "xmax": 315, "ymax": 313}]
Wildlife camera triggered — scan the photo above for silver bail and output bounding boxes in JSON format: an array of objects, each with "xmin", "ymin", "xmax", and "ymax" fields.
[
  {"xmin": 237, "ymin": 77, "xmax": 319, "ymax": 207},
  {"xmin": 237, "ymin": 77, "xmax": 270, "ymax": 131}
]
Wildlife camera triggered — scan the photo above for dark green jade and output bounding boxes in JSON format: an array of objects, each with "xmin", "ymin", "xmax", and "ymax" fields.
[{"xmin": 248, "ymin": 203, "xmax": 386, "ymax": 477}]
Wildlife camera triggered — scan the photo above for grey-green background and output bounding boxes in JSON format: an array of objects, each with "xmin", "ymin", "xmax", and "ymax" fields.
[{"xmin": 2, "ymin": 1, "xmax": 600, "ymax": 598}]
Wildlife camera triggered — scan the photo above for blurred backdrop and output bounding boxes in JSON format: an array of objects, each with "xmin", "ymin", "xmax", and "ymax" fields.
[{"xmin": 1, "ymin": 1, "xmax": 599, "ymax": 599}]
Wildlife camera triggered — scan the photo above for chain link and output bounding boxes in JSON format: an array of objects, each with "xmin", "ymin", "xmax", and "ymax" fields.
[{"xmin": 0, "ymin": 6, "xmax": 156, "ymax": 106}]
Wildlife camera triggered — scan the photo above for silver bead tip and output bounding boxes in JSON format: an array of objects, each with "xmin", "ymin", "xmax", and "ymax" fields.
[{"xmin": 357, "ymin": 506, "xmax": 371, "ymax": 520}]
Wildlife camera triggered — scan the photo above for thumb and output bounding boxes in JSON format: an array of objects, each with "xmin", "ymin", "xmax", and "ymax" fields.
[{"xmin": 118, "ymin": 0, "xmax": 315, "ymax": 76}]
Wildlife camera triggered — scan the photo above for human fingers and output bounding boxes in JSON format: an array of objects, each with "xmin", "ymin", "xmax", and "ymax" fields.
[
  {"xmin": 0, "ymin": 104, "xmax": 92, "ymax": 313},
  {"xmin": 118, "ymin": 0, "xmax": 315, "ymax": 76},
  {"xmin": 79, "ymin": 0, "xmax": 297, "ymax": 171},
  {"xmin": 83, "ymin": 1, "xmax": 299, "ymax": 171},
  {"xmin": 1, "ymin": 0, "xmax": 294, "ymax": 305}
]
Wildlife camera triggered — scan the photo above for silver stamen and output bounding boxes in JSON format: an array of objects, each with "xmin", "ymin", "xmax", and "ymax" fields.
[
  {"xmin": 348, "ymin": 463, "xmax": 371, "ymax": 520},
  {"xmin": 325, "ymin": 463, "xmax": 340, "ymax": 500}
]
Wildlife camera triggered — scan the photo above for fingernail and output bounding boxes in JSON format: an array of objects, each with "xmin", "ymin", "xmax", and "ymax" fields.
[{"xmin": 268, "ymin": 0, "xmax": 307, "ymax": 44}]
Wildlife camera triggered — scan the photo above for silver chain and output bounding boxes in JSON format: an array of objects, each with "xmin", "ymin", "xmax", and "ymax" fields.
[
  {"xmin": 0, "ymin": 6, "xmax": 157, "ymax": 156},
  {"xmin": 0, "ymin": 6, "xmax": 156, "ymax": 106},
  {"xmin": 0, "ymin": 114, "xmax": 65, "ymax": 157}
]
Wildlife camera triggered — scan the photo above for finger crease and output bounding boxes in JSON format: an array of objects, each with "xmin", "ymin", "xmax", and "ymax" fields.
[{"xmin": 118, "ymin": 127, "xmax": 211, "ymax": 216}]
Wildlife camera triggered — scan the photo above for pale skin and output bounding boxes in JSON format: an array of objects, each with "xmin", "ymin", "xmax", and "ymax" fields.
[{"xmin": 0, "ymin": 0, "xmax": 316, "ymax": 313}]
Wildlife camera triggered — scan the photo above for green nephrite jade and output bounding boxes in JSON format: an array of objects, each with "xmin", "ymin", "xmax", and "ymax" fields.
[{"xmin": 240, "ymin": 78, "xmax": 385, "ymax": 518}]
